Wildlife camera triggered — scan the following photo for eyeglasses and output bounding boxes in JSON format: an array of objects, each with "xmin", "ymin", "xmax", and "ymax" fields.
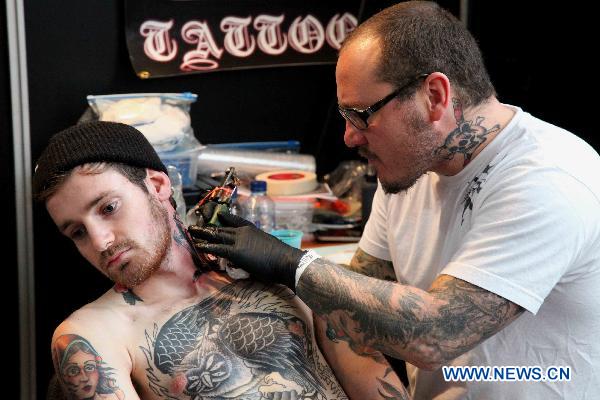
[{"xmin": 338, "ymin": 73, "xmax": 430, "ymax": 130}]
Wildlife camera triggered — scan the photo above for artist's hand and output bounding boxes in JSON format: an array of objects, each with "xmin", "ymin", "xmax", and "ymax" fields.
[
  {"xmin": 188, "ymin": 212, "xmax": 305, "ymax": 289},
  {"xmin": 192, "ymin": 193, "xmax": 217, "ymax": 226}
]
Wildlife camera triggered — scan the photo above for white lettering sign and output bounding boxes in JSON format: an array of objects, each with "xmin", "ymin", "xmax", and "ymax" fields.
[
  {"xmin": 180, "ymin": 20, "xmax": 223, "ymax": 71},
  {"xmin": 326, "ymin": 13, "xmax": 358, "ymax": 50},
  {"xmin": 221, "ymin": 16, "xmax": 255, "ymax": 58},
  {"xmin": 254, "ymin": 15, "xmax": 288, "ymax": 55},
  {"xmin": 140, "ymin": 20, "xmax": 178, "ymax": 62},
  {"xmin": 137, "ymin": 13, "xmax": 357, "ymax": 72},
  {"xmin": 288, "ymin": 15, "xmax": 325, "ymax": 54}
]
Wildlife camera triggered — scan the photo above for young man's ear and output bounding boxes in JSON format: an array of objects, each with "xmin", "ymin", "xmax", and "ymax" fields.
[{"xmin": 146, "ymin": 169, "xmax": 172, "ymax": 201}]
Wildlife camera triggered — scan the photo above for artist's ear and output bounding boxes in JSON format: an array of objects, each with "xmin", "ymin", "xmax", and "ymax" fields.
[
  {"xmin": 146, "ymin": 169, "xmax": 172, "ymax": 201},
  {"xmin": 423, "ymin": 72, "xmax": 450, "ymax": 122}
]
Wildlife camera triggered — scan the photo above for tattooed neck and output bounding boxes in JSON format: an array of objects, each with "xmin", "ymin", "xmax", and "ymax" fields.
[
  {"xmin": 435, "ymin": 98, "xmax": 501, "ymax": 166},
  {"xmin": 172, "ymin": 213, "xmax": 212, "ymax": 277}
]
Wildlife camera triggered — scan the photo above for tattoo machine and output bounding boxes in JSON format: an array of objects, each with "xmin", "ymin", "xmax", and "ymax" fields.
[
  {"xmin": 188, "ymin": 167, "xmax": 250, "ymax": 279},
  {"xmin": 194, "ymin": 167, "xmax": 239, "ymax": 226}
]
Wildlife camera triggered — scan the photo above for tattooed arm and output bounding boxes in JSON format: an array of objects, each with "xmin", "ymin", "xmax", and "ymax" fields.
[
  {"xmin": 315, "ymin": 314, "xmax": 411, "ymax": 400},
  {"xmin": 335, "ymin": 247, "xmax": 412, "ymax": 397},
  {"xmin": 297, "ymin": 261, "xmax": 524, "ymax": 371},
  {"xmin": 51, "ymin": 314, "xmax": 139, "ymax": 400},
  {"xmin": 344, "ymin": 247, "xmax": 397, "ymax": 281}
]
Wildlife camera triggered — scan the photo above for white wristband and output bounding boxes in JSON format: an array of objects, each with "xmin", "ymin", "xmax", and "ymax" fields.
[{"xmin": 295, "ymin": 249, "xmax": 321, "ymax": 288}]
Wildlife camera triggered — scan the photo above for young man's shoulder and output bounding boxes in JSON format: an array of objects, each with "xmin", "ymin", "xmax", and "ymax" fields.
[
  {"xmin": 53, "ymin": 288, "xmax": 139, "ymax": 346},
  {"xmin": 50, "ymin": 296, "xmax": 142, "ymax": 399}
]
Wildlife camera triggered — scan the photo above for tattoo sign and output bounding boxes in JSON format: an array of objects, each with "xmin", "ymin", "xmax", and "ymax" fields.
[{"xmin": 125, "ymin": 0, "xmax": 361, "ymax": 78}]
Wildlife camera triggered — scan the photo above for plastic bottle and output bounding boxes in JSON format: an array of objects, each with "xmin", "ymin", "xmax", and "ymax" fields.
[
  {"xmin": 229, "ymin": 190, "xmax": 243, "ymax": 217},
  {"xmin": 243, "ymin": 180, "xmax": 276, "ymax": 233}
]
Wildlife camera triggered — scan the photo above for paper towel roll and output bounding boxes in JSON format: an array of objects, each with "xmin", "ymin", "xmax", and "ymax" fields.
[{"xmin": 256, "ymin": 170, "xmax": 318, "ymax": 196}]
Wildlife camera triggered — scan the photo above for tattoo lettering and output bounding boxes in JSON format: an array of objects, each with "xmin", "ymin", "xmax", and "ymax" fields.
[
  {"xmin": 435, "ymin": 98, "xmax": 500, "ymax": 166},
  {"xmin": 52, "ymin": 334, "xmax": 125, "ymax": 399},
  {"xmin": 140, "ymin": 281, "xmax": 346, "ymax": 399},
  {"xmin": 348, "ymin": 248, "xmax": 396, "ymax": 282},
  {"xmin": 298, "ymin": 259, "xmax": 523, "ymax": 366}
]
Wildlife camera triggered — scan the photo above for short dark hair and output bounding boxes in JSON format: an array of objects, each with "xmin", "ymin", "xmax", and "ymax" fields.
[
  {"xmin": 342, "ymin": 1, "xmax": 496, "ymax": 107},
  {"xmin": 35, "ymin": 162, "xmax": 148, "ymax": 203}
]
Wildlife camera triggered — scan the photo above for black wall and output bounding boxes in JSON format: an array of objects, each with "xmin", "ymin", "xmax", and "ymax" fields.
[
  {"xmin": 17, "ymin": 1, "xmax": 593, "ymax": 399},
  {"xmin": 469, "ymin": 2, "xmax": 596, "ymax": 150}
]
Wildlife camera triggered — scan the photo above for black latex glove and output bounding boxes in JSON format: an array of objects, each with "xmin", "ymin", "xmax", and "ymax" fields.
[
  {"xmin": 194, "ymin": 196, "xmax": 217, "ymax": 226},
  {"xmin": 188, "ymin": 212, "xmax": 305, "ymax": 289}
]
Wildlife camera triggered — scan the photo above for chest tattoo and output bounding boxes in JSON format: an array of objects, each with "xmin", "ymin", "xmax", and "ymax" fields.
[{"xmin": 139, "ymin": 282, "xmax": 344, "ymax": 399}]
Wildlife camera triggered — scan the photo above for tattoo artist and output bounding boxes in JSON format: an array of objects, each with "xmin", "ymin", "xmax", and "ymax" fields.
[{"xmin": 190, "ymin": 2, "xmax": 600, "ymax": 399}]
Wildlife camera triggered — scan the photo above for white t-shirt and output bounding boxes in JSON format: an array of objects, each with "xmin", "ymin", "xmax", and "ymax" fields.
[{"xmin": 360, "ymin": 106, "xmax": 600, "ymax": 399}]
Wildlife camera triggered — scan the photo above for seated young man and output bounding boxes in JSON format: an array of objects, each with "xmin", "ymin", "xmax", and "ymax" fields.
[{"xmin": 34, "ymin": 121, "xmax": 409, "ymax": 400}]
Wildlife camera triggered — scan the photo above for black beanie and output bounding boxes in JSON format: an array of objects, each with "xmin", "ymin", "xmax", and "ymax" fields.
[{"xmin": 33, "ymin": 121, "xmax": 167, "ymax": 197}]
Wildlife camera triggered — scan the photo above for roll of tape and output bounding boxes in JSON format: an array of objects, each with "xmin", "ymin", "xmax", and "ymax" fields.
[{"xmin": 256, "ymin": 170, "xmax": 318, "ymax": 196}]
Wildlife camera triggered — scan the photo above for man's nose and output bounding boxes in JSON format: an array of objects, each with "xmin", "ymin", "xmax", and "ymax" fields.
[
  {"xmin": 89, "ymin": 224, "xmax": 115, "ymax": 252},
  {"xmin": 344, "ymin": 121, "xmax": 368, "ymax": 148}
]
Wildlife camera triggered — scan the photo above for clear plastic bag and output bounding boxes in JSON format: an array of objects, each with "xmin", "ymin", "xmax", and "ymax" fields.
[
  {"xmin": 167, "ymin": 165, "xmax": 187, "ymax": 222},
  {"xmin": 87, "ymin": 92, "xmax": 198, "ymax": 152},
  {"xmin": 323, "ymin": 160, "xmax": 367, "ymax": 199}
]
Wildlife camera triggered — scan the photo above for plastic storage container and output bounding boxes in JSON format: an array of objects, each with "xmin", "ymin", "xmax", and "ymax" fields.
[
  {"xmin": 156, "ymin": 134, "xmax": 202, "ymax": 188},
  {"xmin": 272, "ymin": 198, "xmax": 315, "ymax": 233}
]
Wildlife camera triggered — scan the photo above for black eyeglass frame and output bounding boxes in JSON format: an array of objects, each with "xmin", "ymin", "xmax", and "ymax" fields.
[{"xmin": 338, "ymin": 73, "xmax": 431, "ymax": 130}]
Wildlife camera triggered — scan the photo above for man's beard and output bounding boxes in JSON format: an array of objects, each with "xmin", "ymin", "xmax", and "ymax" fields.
[
  {"xmin": 101, "ymin": 196, "xmax": 171, "ymax": 288},
  {"xmin": 369, "ymin": 112, "xmax": 441, "ymax": 194}
]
